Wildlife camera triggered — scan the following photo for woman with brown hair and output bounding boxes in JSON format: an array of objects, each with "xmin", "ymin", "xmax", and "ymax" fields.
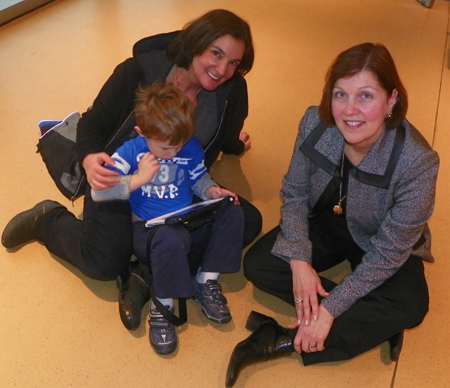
[
  {"xmin": 2, "ymin": 9, "xmax": 261, "ymax": 332},
  {"xmin": 226, "ymin": 42, "xmax": 439, "ymax": 387}
]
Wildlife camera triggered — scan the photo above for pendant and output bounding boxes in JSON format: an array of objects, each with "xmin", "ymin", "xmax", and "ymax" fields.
[{"xmin": 333, "ymin": 200, "xmax": 344, "ymax": 215}]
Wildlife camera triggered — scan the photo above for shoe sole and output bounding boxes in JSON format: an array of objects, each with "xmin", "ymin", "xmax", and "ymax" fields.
[{"xmin": 151, "ymin": 345, "xmax": 177, "ymax": 355}]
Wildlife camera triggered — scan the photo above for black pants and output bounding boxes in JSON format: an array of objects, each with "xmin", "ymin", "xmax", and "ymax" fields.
[
  {"xmin": 243, "ymin": 226, "xmax": 429, "ymax": 365},
  {"xmin": 35, "ymin": 188, "xmax": 261, "ymax": 281}
]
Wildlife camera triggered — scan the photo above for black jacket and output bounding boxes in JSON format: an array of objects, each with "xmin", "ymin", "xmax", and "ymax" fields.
[{"xmin": 76, "ymin": 31, "xmax": 249, "ymax": 169}]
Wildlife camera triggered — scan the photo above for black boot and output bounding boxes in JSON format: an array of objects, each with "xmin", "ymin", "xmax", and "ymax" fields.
[
  {"xmin": 118, "ymin": 263, "xmax": 151, "ymax": 331},
  {"xmin": 389, "ymin": 331, "xmax": 404, "ymax": 362},
  {"xmin": 2, "ymin": 200, "xmax": 64, "ymax": 249},
  {"xmin": 245, "ymin": 310, "xmax": 279, "ymax": 331},
  {"xmin": 226, "ymin": 312, "xmax": 294, "ymax": 387}
]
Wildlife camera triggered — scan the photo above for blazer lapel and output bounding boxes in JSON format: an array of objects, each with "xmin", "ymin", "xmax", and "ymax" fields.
[
  {"xmin": 353, "ymin": 125, "xmax": 405, "ymax": 189},
  {"xmin": 301, "ymin": 121, "xmax": 405, "ymax": 190}
]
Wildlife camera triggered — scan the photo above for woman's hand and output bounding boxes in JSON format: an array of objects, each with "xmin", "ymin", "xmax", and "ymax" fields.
[
  {"xmin": 82, "ymin": 152, "xmax": 120, "ymax": 191},
  {"xmin": 208, "ymin": 187, "xmax": 240, "ymax": 205},
  {"xmin": 290, "ymin": 305, "xmax": 334, "ymax": 353},
  {"xmin": 239, "ymin": 132, "xmax": 251, "ymax": 152},
  {"xmin": 289, "ymin": 260, "xmax": 329, "ymax": 327}
]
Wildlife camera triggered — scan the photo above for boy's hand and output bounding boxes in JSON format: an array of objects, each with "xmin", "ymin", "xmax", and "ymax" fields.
[
  {"xmin": 136, "ymin": 153, "xmax": 161, "ymax": 185},
  {"xmin": 208, "ymin": 187, "xmax": 240, "ymax": 205}
]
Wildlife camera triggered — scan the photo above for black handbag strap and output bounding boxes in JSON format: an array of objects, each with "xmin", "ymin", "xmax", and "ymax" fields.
[{"xmin": 150, "ymin": 285, "xmax": 187, "ymax": 327}]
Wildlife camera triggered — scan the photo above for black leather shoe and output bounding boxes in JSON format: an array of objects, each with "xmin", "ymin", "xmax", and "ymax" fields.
[
  {"xmin": 118, "ymin": 264, "xmax": 151, "ymax": 331},
  {"xmin": 245, "ymin": 310, "xmax": 278, "ymax": 331},
  {"xmin": 226, "ymin": 314, "xmax": 293, "ymax": 387},
  {"xmin": 389, "ymin": 331, "xmax": 404, "ymax": 362},
  {"xmin": 1, "ymin": 200, "xmax": 64, "ymax": 249}
]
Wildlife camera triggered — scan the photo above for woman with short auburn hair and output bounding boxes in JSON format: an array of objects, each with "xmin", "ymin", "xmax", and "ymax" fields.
[{"xmin": 226, "ymin": 43, "xmax": 438, "ymax": 387}]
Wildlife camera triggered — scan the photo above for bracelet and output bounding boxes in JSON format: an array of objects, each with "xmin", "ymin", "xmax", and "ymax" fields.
[{"xmin": 321, "ymin": 316, "xmax": 333, "ymax": 327}]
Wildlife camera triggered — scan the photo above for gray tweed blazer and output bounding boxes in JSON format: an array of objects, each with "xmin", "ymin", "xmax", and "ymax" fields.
[{"xmin": 272, "ymin": 106, "xmax": 439, "ymax": 317}]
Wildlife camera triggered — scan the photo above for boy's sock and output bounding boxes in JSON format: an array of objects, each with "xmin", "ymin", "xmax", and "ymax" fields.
[
  {"xmin": 196, "ymin": 270, "xmax": 220, "ymax": 284},
  {"xmin": 151, "ymin": 298, "xmax": 174, "ymax": 310}
]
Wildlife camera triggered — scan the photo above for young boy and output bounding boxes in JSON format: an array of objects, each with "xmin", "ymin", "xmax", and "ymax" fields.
[{"xmin": 92, "ymin": 83, "xmax": 244, "ymax": 355}]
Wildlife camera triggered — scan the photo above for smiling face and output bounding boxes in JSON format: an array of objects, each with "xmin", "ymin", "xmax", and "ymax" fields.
[
  {"xmin": 331, "ymin": 70, "xmax": 398, "ymax": 154},
  {"xmin": 188, "ymin": 34, "xmax": 245, "ymax": 91}
]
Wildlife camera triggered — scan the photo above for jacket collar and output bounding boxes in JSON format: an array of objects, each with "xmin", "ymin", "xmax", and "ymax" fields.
[{"xmin": 300, "ymin": 122, "xmax": 405, "ymax": 189}]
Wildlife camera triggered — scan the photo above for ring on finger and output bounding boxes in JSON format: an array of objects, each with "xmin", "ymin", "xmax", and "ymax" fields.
[
  {"xmin": 295, "ymin": 299, "xmax": 303, "ymax": 304},
  {"xmin": 309, "ymin": 344, "xmax": 317, "ymax": 349}
]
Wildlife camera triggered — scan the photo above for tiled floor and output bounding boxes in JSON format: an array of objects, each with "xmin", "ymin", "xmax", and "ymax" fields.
[{"xmin": 1, "ymin": 0, "xmax": 449, "ymax": 387}]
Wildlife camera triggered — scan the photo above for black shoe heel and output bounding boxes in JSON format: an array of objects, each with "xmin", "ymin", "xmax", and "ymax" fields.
[
  {"xmin": 116, "ymin": 261, "xmax": 139, "ymax": 290},
  {"xmin": 226, "ymin": 319, "xmax": 293, "ymax": 388},
  {"xmin": 245, "ymin": 311, "xmax": 277, "ymax": 331},
  {"xmin": 389, "ymin": 331, "xmax": 404, "ymax": 361}
]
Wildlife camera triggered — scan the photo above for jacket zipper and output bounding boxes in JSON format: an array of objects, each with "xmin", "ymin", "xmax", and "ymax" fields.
[
  {"xmin": 204, "ymin": 100, "xmax": 227, "ymax": 156},
  {"xmin": 104, "ymin": 110, "xmax": 135, "ymax": 151}
]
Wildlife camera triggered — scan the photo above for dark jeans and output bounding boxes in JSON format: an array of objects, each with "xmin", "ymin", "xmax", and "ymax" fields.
[
  {"xmin": 243, "ymin": 226, "xmax": 429, "ymax": 365},
  {"xmin": 35, "ymin": 187, "xmax": 260, "ymax": 281},
  {"xmin": 133, "ymin": 203, "xmax": 244, "ymax": 299}
]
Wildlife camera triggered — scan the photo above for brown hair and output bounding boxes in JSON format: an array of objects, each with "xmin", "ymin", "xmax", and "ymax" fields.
[
  {"xmin": 319, "ymin": 43, "xmax": 408, "ymax": 130},
  {"xmin": 134, "ymin": 83, "xmax": 195, "ymax": 146},
  {"xmin": 167, "ymin": 9, "xmax": 254, "ymax": 75}
]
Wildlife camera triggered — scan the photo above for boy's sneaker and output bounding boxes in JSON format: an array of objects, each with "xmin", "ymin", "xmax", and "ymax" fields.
[
  {"xmin": 149, "ymin": 305, "xmax": 177, "ymax": 355},
  {"xmin": 193, "ymin": 279, "xmax": 232, "ymax": 324}
]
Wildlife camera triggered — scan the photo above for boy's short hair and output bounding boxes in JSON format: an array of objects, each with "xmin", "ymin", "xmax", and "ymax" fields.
[{"xmin": 134, "ymin": 82, "xmax": 195, "ymax": 146}]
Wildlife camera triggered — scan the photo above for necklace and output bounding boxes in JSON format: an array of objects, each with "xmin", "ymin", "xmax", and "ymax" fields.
[{"xmin": 332, "ymin": 151, "xmax": 346, "ymax": 216}]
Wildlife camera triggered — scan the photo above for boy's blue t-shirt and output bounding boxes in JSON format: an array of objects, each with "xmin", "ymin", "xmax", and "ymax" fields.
[{"xmin": 108, "ymin": 136, "xmax": 207, "ymax": 221}]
